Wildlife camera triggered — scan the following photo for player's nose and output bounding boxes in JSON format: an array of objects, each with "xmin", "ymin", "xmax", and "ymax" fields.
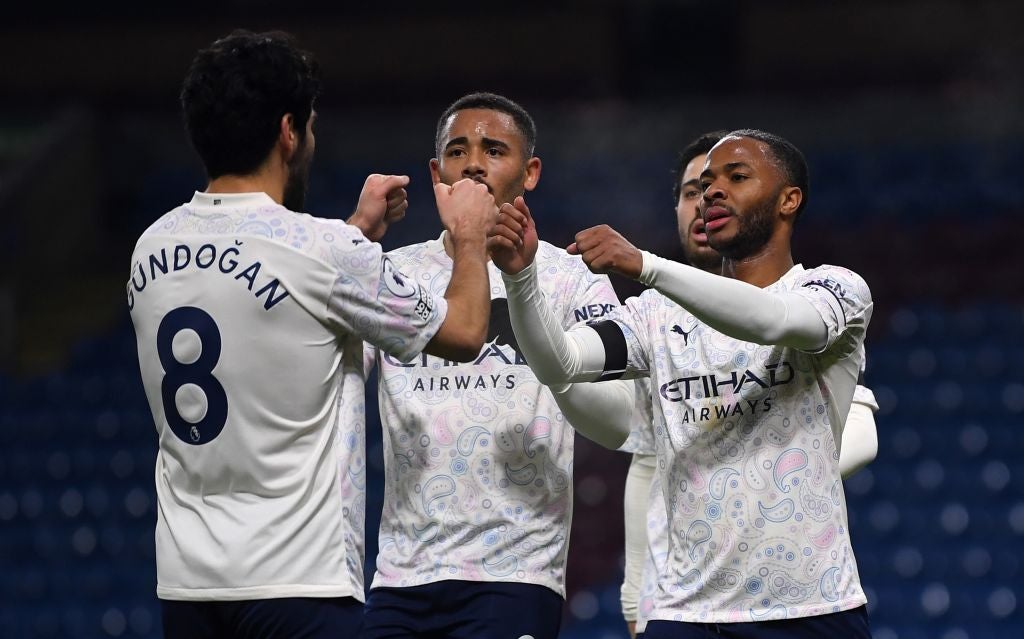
[
  {"xmin": 461, "ymin": 148, "xmax": 486, "ymax": 178},
  {"xmin": 702, "ymin": 179, "xmax": 726, "ymax": 203}
]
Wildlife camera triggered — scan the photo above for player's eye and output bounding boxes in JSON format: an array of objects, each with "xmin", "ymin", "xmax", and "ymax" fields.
[
  {"xmin": 486, "ymin": 147, "xmax": 503, "ymax": 157},
  {"xmin": 731, "ymin": 174, "xmax": 748, "ymax": 182},
  {"xmin": 447, "ymin": 148, "xmax": 466, "ymax": 158},
  {"xmin": 684, "ymin": 189, "xmax": 700, "ymax": 200}
]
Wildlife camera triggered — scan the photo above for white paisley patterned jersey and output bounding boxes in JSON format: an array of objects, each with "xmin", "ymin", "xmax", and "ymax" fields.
[
  {"xmin": 609, "ymin": 264, "xmax": 872, "ymax": 623},
  {"xmin": 128, "ymin": 192, "xmax": 445, "ymax": 602},
  {"xmin": 369, "ymin": 233, "xmax": 620, "ymax": 597},
  {"xmin": 629, "ymin": 361, "xmax": 878, "ymax": 632}
]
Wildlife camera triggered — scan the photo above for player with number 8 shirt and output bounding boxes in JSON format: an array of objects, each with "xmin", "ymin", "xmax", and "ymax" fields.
[{"xmin": 128, "ymin": 31, "xmax": 497, "ymax": 639}]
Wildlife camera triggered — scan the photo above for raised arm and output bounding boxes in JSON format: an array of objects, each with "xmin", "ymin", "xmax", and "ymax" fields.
[
  {"xmin": 422, "ymin": 179, "xmax": 498, "ymax": 362},
  {"xmin": 567, "ymin": 224, "xmax": 829, "ymax": 352},
  {"xmin": 637, "ymin": 251, "xmax": 828, "ymax": 351},
  {"xmin": 490, "ymin": 197, "xmax": 635, "ymax": 448}
]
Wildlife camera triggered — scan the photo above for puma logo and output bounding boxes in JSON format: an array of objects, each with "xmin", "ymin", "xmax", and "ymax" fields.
[{"xmin": 670, "ymin": 324, "xmax": 695, "ymax": 345}]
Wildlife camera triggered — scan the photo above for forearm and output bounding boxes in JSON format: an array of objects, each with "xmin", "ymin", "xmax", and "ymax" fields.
[
  {"xmin": 622, "ymin": 453, "xmax": 656, "ymax": 623},
  {"xmin": 638, "ymin": 252, "xmax": 828, "ymax": 351},
  {"xmin": 839, "ymin": 401, "xmax": 878, "ymax": 478},
  {"xmin": 424, "ymin": 236, "xmax": 489, "ymax": 361},
  {"xmin": 502, "ymin": 260, "xmax": 609, "ymax": 386}
]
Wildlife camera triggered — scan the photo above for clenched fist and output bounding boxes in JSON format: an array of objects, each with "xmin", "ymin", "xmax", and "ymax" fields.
[
  {"xmin": 348, "ymin": 174, "xmax": 411, "ymax": 241},
  {"xmin": 568, "ymin": 225, "xmax": 643, "ymax": 279}
]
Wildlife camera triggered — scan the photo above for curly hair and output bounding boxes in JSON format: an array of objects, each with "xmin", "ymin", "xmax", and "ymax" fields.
[{"xmin": 181, "ymin": 30, "xmax": 321, "ymax": 179}]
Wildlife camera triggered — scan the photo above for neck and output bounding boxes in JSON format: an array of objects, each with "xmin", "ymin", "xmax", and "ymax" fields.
[
  {"xmin": 206, "ymin": 162, "xmax": 286, "ymax": 205},
  {"xmin": 720, "ymin": 238, "xmax": 794, "ymax": 288}
]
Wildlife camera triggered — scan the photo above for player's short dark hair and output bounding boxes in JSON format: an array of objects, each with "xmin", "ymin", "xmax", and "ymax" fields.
[
  {"xmin": 728, "ymin": 128, "xmax": 810, "ymax": 218},
  {"xmin": 181, "ymin": 30, "xmax": 321, "ymax": 180},
  {"xmin": 672, "ymin": 130, "xmax": 729, "ymax": 203},
  {"xmin": 435, "ymin": 92, "xmax": 537, "ymax": 158}
]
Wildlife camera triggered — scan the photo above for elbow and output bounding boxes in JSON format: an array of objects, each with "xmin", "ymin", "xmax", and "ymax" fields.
[
  {"xmin": 448, "ymin": 327, "xmax": 488, "ymax": 363},
  {"xmin": 447, "ymin": 338, "xmax": 484, "ymax": 363},
  {"xmin": 533, "ymin": 368, "xmax": 567, "ymax": 387}
]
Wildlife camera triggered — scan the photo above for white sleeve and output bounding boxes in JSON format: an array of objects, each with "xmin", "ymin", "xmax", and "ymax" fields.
[
  {"xmin": 638, "ymin": 252, "xmax": 828, "ymax": 352},
  {"xmin": 621, "ymin": 453, "xmax": 656, "ymax": 623},
  {"xmin": 552, "ymin": 380, "xmax": 635, "ymax": 449},
  {"xmin": 501, "ymin": 260, "xmax": 614, "ymax": 386},
  {"xmin": 839, "ymin": 399, "xmax": 878, "ymax": 478}
]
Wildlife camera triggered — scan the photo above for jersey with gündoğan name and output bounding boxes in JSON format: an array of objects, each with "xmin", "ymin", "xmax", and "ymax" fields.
[
  {"xmin": 607, "ymin": 264, "xmax": 872, "ymax": 623},
  {"xmin": 369, "ymin": 234, "xmax": 620, "ymax": 597},
  {"xmin": 128, "ymin": 191, "xmax": 445, "ymax": 602}
]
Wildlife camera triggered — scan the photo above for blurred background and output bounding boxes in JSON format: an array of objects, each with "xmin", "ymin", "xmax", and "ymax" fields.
[{"xmin": 1, "ymin": 1, "xmax": 1022, "ymax": 637}]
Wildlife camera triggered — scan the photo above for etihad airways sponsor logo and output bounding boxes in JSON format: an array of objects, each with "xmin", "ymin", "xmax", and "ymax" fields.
[{"xmin": 658, "ymin": 361, "xmax": 794, "ymax": 402}]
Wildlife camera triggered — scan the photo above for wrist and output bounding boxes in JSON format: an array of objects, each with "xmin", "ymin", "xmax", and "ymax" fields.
[
  {"xmin": 499, "ymin": 256, "xmax": 537, "ymax": 283},
  {"xmin": 448, "ymin": 231, "xmax": 487, "ymax": 254},
  {"xmin": 638, "ymin": 250, "xmax": 660, "ymax": 285},
  {"xmin": 347, "ymin": 210, "xmax": 372, "ymax": 233}
]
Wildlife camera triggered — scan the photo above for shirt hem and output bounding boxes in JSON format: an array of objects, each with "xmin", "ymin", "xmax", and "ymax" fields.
[
  {"xmin": 370, "ymin": 573, "xmax": 565, "ymax": 599},
  {"xmin": 647, "ymin": 594, "xmax": 867, "ymax": 624},
  {"xmin": 157, "ymin": 584, "xmax": 363, "ymax": 603}
]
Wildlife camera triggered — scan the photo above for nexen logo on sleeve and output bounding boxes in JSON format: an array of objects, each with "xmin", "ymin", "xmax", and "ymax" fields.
[
  {"xmin": 802, "ymin": 277, "xmax": 847, "ymax": 301},
  {"xmin": 573, "ymin": 303, "xmax": 615, "ymax": 322}
]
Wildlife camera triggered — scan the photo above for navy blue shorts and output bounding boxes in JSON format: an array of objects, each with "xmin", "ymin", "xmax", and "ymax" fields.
[
  {"xmin": 161, "ymin": 596, "xmax": 363, "ymax": 639},
  {"xmin": 363, "ymin": 580, "xmax": 563, "ymax": 639},
  {"xmin": 643, "ymin": 605, "xmax": 870, "ymax": 638}
]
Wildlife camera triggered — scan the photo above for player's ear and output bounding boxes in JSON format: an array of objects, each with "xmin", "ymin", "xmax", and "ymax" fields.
[
  {"xmin": 429, "ymin": 158, "xmax": 441, "ymax": 185},
  {"xmin": 524, "ymin": 157, "xmax": 542, "ymax": 192},
  {"xmin": 778, "ymin": 186, "xmax": 802, "ymax": 221},
  {"xmin": 279, "ymin": 113, "xmax": 299, "ymax": 160}
]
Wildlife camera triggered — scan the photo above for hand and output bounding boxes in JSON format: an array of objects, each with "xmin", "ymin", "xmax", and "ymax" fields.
[
  {"xmin": 433, "ymin": 178, "xmax": 497, "ymax": 244},
  {"xmin": 488, "ymin": 196, "xmax": 538, "ymax": 274},
  {"xmin": 567, "ymin": 224, "xmax": 643, "ymax": 278},
  {"xmin": 347, "ymin": 174, "xmax": 410, "ymax": 241}
]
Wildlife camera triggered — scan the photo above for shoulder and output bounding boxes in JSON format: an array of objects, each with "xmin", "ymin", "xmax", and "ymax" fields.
[
  {"xmin": 632, "ymin": 288, "xmax": 677, "ymax": 312},
  {"xmin": 387, "ymin": 239, "xmax": 436, "ymax": 266},
  {"xmin": 536, "ymin": 240, "xmax": 586, "ymax": 270},
  {"xmin": 795, "ymin": 264, "xmax": 872, "ymax": 304}
]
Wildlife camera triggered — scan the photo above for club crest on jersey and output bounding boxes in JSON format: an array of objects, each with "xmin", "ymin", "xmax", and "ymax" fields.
[{"xmin": 382, "ymin": 256, "xmax": 418, "ymax": 298}]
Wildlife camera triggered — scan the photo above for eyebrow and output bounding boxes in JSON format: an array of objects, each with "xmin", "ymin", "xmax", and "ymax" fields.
[
  {"xmin": 444, "ymin": 136, "xmax": 512, "ymax": 151},
  {"xmin": 700, "ymin": 161, "xmax": 754, "ymax": 180},
  {"xmin": 681, "ymin": 178, "xmax": 701, "ymax": 190}
]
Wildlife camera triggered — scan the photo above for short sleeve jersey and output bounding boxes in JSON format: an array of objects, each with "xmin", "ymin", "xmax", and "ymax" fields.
[
  {"xmin": 606, "ymin": 264, "xmax": 872, "ymax": 623},
  {"xmin": 128, "ymin": 192, "xmax": 445, "ymax": 601},
  {"xmin": 370, "ymin": 234, "xmax": 620, "ymax": 597}
]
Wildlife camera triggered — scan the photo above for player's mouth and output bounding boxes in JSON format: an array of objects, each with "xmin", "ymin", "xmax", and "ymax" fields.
[
  {"xmin": 689, "ymin": 217, "xmax": 709, "ymax": 244},
  {"xmin": 703, "ymin": 205, "xmax": 733, "ymax": 233}
]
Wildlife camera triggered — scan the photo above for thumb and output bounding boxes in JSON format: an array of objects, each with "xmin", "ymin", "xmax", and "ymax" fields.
[
  {"xmin": 433, "ymin": 181, "xmax": 452, "ymax": 202},
  {"xmin": 380, "ymin": 174, "xmax": 410, "ymax": 192},
  {"xmin": 513, "ymin": 196, "xmax": 533, "ymax": 222},
  {"xmin": 566, "ymin": 242, "xmax": 580, "ymax": 255}
]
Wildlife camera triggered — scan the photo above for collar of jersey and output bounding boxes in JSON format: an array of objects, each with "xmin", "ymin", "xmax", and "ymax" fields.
[
  {"xmin": 429, "ymin": 230, "xmax": 503, "ymax": 272},
  {"xmin": 770, "ymin": 263, "xmax": 807, "ymax": 290},
  {"xmin": 189, "ymin": 191, "xmax": 279, "ymax": 208}
]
